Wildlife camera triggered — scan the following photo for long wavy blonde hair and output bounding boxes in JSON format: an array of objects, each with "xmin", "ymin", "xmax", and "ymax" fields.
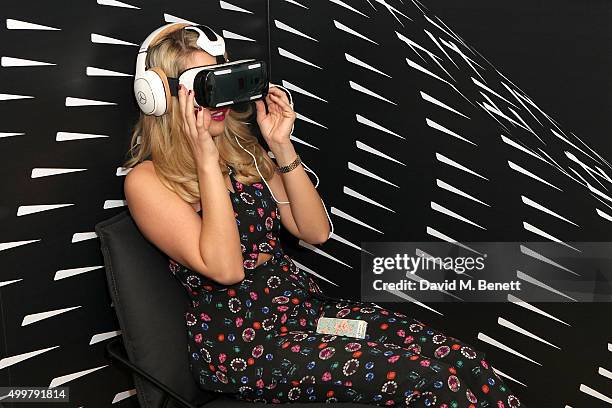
[{"xmin": 122, "ymin": 26, "xmax": 276, "ymax": 204}]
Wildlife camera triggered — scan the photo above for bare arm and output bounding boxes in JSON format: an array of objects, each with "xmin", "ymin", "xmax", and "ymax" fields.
[
  {"xmin": 124, "ymin": 162, "xmax": 244, "ymax": 285},
  {"xmin": 268, "ymin": 140, "xmax": 331, "ymax": 244}
]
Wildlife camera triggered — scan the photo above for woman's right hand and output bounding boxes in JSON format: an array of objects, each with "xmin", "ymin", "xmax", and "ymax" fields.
[{"xmin": 178, "ymin": 84, "xmax": 219, "ymax": 166}]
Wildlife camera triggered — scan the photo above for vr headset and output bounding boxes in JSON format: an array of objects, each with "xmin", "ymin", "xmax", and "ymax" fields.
[{"xmin": 134, "ymin": 22, "xmax": 270, "ymax": 116}]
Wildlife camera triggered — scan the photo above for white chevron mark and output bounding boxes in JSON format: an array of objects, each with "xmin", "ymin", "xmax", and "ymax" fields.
[
  {"xmin": 431, "ymin": 202, "xmax": 486, "ymax": 230},
  {"xmin": 349, "ymin": 81, "xmax": 397, "ymax": 105},
  {"xmin": 295, "ymin": 112, "xmax": 328, "ymax": 129},
  {"xmin": 0, "ymin": 132, "xmax": 25, "ymax": 138},
  {"xmin": 163, "ymin": 14, "xmax": 197, "ymax": 24},
  {"xmin": 221, "ymin": 30, "xmax": 256, "ymax": 42},
  {"xmin": 283, "ymin": 0, "xmax": 308, "ymax": 8},
  {"xmin": 274, "ymin": 20, "xmax": 318, "ymax": 41},
  {"xmin": 477, "ymin": 332, "xmax": 542, "ymax": 366},
  {"xmin": 345, "ymin": 53, "xmax": 392, "ymax": 78},
  {"xmin": 426, "ymin": 226, "xmax": 483, "ymax": 256},
  {"xmin": 566, "ymin": 151, "xmax": 609, "ymax": 188},
  {"xmin": 436, "ymin": 179, "xmax": 490, "ymax": 206},
  {"xmin": 90, "ymin": 33, "xmax": 137, "ymax": 46},
  {"xmin": 596, "ymin": 166, "xmax": 612, "ymax": 183},
  {"xmin": 0, "ymin": 93, "xmax": 33, "ymax": 100},
  {"xmin": 278, "ymin": 47, "xmax": 322, "ymax": 69},
  {"xmin": 571, "ymin": 131, "xmax": 612, "ymax": 170},
  {"xmin": 517, "ymin": 270, "xmax": 577, "ymax": 302},
  {"xmin": 552, "ymin": 128, "xmax": 601, "ymax": 165},
  {"xmin": 57, "ymin": 132, "xmax": 110, "ymax": 141},
  {"xmin": 597, "ymin": 208, "xmax": 612, "ymax": 223},
  {"xmin": 415, "ymin": 248, "xmax": 474, "ymax": 279},
  {"xmin": 281, "ymin": 80, "xmax": 327, "ymax": 102},
  {"xmin": 426, "ymin": 118, "xmax": 476, "ymax": 145},
  {"xmin": 579, "ymin": 384, "xmax": 612, "ymax": 405},
  {"xmin": 507, "ymin": 160, "xmax": 562, "ymax": 191},
  {"xmin": 372, "ymin": 0, "xmax": 412, "ymax": 26},
  {"xmin": 522, "ymin": 222, "xmax": 581, "ymax": 252},
  {"xmin": 22, "ymin": 306, "xmax": 82, "ymax": 326},
  {"xmin": 356, "ymin": 114, "xmax": 404, "ymax": 139},
  {"xmin": 104, "ymin": 200, "xmax": 127, "ymax": 209},
  {"xmin": 290, "ymin": 255, "xmax": 341, "ymax": 285},
  {"xmin": 423, "ymin": 29, "xmax": 461, "ymax": 73},
  {"xmin": 396, "ymin": 31, "xmax": 456, "ymax": 81},
  {"xmin": 333, "ymin": 20, "xmax": 378, "ymax": 45},
  {"xmin": 17, "ymin": 204, "xmax": 74, "ymax": 216},
  {"xmin": 327, "ymin": 231, "xmax": 366, "ymax": 253},
  {"xmin": 86, "ymin": 67, "xmax": 132, "ymax": 77},
  {"xmin": 599, "ymin": 367, "xmax": 612, "ymax": 381},
  {"xmin": 425, "ymin": 15, "xmax": 466, "ymax": 50},
  {"xmin": 97, "ymin": 0, "xmax": 138, "ymax": 8},
  {"xmin": 0, "ymin": 279, "xmax": 22, "ymax": 288},
  {"xmin": 609, "ymin": 343, "xmax": 612, "ymax": 352},
  {"xmin": 356, "ymin": 140, "xmax": 405, "ymax": 165},
  {"xmin": 348, "ymin": 162, "xmax": 400, "ymax": 188},
  {"xmin": 220, "ymin": 0, "xmax": 254, "ymax": 14},
  {"xmin": 491, "ymin": 367, "xmax": 528, "ymax": 388},
  {"xmin": 6, "ymin": 19, "xmax": 60, "ymax": 30},
  {"xmin": 343, "ymin": 186, "xmax": 395, "ymax": 213},
  {"xmin": 1, "ymin": 56, "xmax": 55, "ymax": 67},
  {"xmin": 0, "ymin": 239, "xmax": 40, "ymax": 252},
  {"xmin": 497, "ymin": 317, "xmax": 560, "ymax": 349},
  {"xmin": 385, "ymin": 289, "xmax": 444, "ymax": 316},
  {"xmin": 72, "ymin": 232, "xmax": 97, "ymax": 243},
  {"xmin": 66, "ymin": 97, "xmax": 116, "ymax": 107},
  {"xmin": 289, "ymin": 134, "xmax": 319, "ymax": 149},
  {"xmin": 55, "ymin": 265, "xmax": 104, "ymax": 281},
  {"xmin": 0, "ymin": 346, "xmax": 59, "ymax": 370},
  {"xmin": 587, "ymin": 182, "xmax": 612, "ymax": 204},
  {"xmin": 111, "ymin": 389, "xmax": 137, "ymax": 404},
  {"xmin": 436, "ymin": 152, "xmax": 488, "ymax": 180},
  {"xmin": 90, "ymin": 330, "xmax": 121, "ymax": 345},
  {"xmin": 520, "ymin": 245, "xmax": 578, "ymax": 276},
  {"xmin": 508, "ymin": 294, "xmax": 571, "ymax": 326},
  {"xmin": 32, "ymin": 168, "xmax": 88, "ymax": 178},
  {"xmin": 420, "ymin": 91, "xmax": 470, "ymax": 119},
  {"xmin": 471, "ymin": 76, "xmax": 518, "ymax": 108},
  {"xmin": 49, "ymin": 364, "xmax": 109, "ymax": 388},
  {"xmin": 521, "ymin": 196, "xmax": 579, "ymax": 227},
  {"xmin": 330, "ymin": 207, "xmax": 383, "ymax": 234},
  {"xmin": 502, "ymin": 82, "xmax": 544, "ymax": 127},
  {"xmin": 329, "ymin": 0, "xmax": 370, "ymax": 17}
]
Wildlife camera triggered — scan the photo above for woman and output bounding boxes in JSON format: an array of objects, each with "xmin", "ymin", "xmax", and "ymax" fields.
[{"xmin": 123, "ymin": 27, "xmax": 524, "ymax": 408}]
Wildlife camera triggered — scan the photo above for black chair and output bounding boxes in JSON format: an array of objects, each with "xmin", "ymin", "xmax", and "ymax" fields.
[{"xmin": 96, "ymin": 209, "xmax": 372, "ymax": 408}]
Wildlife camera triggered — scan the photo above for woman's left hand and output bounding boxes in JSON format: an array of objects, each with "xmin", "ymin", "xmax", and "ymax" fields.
[{"xmin": 255, "ymin": 86, "xmax": 295, "ymax": 146}]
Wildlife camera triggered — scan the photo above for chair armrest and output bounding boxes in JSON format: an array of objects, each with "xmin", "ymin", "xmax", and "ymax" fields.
[{"xmin": 105, "ymin": 337, "xmax": 219, "ymax": 408}]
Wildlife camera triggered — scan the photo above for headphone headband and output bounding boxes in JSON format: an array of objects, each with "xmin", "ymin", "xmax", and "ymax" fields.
[{"xmin": 133, "ymin": 22, "xmax": 227, "ymax": 116}]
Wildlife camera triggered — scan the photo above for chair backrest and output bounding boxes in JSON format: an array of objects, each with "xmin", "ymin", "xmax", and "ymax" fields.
[{"xmin": 95, "ymin": 209, "xmax": 215, "ymax": 408}]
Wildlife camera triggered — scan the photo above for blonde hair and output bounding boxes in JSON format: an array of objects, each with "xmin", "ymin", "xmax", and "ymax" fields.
[{"xmin": 122, "ymin": 27, "xmax": 276, "ymax": 204}]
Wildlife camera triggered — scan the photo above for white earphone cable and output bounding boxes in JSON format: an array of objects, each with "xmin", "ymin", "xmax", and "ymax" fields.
[{"xmin": 232, "ymin": 84, "xmax": 334, "ymax": 240}]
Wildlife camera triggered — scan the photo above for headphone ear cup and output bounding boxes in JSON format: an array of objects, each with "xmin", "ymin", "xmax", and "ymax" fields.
[
  {"xmin": 149, "ymin": 67, "xmax": 172, "ymax": 115},
  {"xmin": 133, "ymin": 68, "xmax": 170, "ymax": 116}
]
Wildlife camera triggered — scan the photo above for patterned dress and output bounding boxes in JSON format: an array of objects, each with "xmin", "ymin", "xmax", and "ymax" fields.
[{"xmin": 169, "ymin": 164, "xmax": 525, "ymax": 407}]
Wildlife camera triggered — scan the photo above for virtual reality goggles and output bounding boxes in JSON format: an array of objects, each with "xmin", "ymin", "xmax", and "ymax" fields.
[{"xmin": 134, "ymin": 22, "xmax": 269, "ymax": 116}]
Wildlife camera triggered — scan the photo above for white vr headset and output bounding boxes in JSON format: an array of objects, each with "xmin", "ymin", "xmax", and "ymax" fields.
[{"xmin": 134, "ymin": 22, "xmax": 270, "ymax": 116}]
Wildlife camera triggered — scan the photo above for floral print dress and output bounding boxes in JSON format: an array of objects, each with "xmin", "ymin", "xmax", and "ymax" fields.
[{"xmin": 168, "ymin": 165, "xmax": 525, "ymax": 407}]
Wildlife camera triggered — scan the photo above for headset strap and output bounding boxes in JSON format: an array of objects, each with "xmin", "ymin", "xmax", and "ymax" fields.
[{"xmin": 167, "ymin": 54, "xmax": 225, "ymax": 97}]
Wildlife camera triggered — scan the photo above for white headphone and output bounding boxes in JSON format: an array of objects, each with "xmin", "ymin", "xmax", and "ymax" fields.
[
  {"xmin": 134, "ymin": 23, "xmax": 334, "ymax": 240},
  {"xmin": 133, "ymin": 22, "xmax": 227, "ymax": 116}
]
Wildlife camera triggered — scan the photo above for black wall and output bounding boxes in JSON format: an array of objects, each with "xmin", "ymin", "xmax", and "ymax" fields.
[{"xmin": 1, "ymin": 1, "xmax": 610, "ymax": 407}]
